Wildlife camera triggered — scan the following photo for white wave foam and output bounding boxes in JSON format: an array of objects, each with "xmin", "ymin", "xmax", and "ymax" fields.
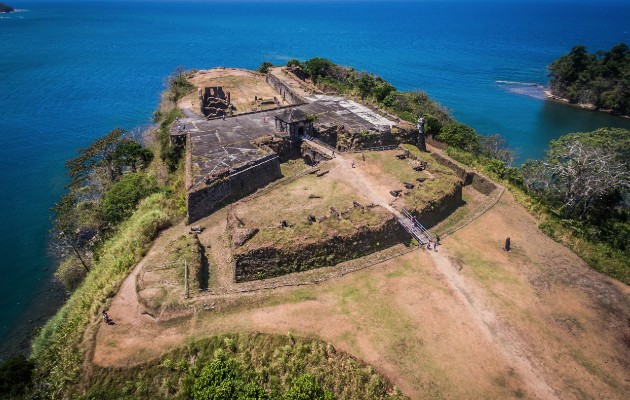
[{"xmin": 496, "ymin": 80, "xmax": 543, "ymax": 87}]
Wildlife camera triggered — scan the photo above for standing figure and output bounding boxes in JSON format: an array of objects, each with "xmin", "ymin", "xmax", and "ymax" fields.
[
  {"xmin": 417, "ymin": 117, "xmax": 427, "ymax": 152},
  {"xmin": 504, "ymin": 237, "xmax": 511, "ymax": 252}
]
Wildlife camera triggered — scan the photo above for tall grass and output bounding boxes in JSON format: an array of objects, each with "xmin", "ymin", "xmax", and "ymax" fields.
[{"xmin": 31, "ymin": 193, "xmax": 178, "ymax": 398}]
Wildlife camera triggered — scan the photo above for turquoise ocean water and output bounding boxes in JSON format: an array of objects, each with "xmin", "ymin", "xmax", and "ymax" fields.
[{"xmin": 1, "ymin": 0, "xmax": 630, "ymax": 353}]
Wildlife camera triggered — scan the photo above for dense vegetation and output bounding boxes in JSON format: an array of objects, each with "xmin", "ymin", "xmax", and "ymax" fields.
[
  {"xmin": 11, "ymin": 68, "xmax": 194, "ymax": 398},
  {"xmin": 0, "ymin": 2, "xmax": 14, "ymax": 13},
  {"xmin": 83, "ymin": 333, "xmax": 404, "ymax": 400},
  {"xmin": 283, "ymin": 58, "xmax": 453, "ymax": 130},
  {"xmin": 520, "ymin": 128, "xmax": 630, "ymax": 282},
  {"xmin": 548, "ymin": 43, "xmax": 630, "ymax": 115}
]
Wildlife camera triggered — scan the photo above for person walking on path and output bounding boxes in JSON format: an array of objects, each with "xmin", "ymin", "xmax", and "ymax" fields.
[
  {"xmin": 102, "ymin": 311, "xmax": 112, "ymax": 325},
  {"xmin": 504, "ymin": 237, "xmax": 511, "ymax": 252}
]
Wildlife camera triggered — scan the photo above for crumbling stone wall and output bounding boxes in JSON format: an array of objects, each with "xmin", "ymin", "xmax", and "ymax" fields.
[
  {"xmin": 201, "ymin": 86, "xmax": 230, "ymax": 118},
  {"xmin": 266, "ymin": 73, "xmax": 306, "ymax": 105},
  {"xmin": 252, "ymin": 135, "xmax": 298, "ymax": 162},
  {"xmin": 187, "ymin": 155, "xmax": 282, "ymax": 223},
  {"xmin": 429, "ymin": 152, "xmax": 497, "ymax": 195},
  {"xmin": 233, "ymin": 216, "xmax": 405, "ymax": 282},
  {"xmin": 301, "ymin": 141, "xmax": 332, "ymax": 165},
  {"xmin": 412, "ymin": 183, "xmax": 464, "ymax": 229},
  {"xmin": 335, "ymin": 129, "xmax": 396, "ymax": 151}
]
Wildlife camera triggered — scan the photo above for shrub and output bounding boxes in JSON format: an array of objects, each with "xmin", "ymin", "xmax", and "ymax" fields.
[
  {"xmin": 258, "ymin": 62, "xmax": 274, "ymax": 74},
  {"xmin": 436, "ymin": 123, "xmax": 481, "ymax": 153},
  {"xmin": 0, "ymin": 355, "xmax": 35, "ymax": 398},
  {"xmin": 54, "ymin": 257, "xmax": 88, "ymax": 293},
  {"xmin": 101, "ymin": 174, "xmax": 159, "ymax": 225},
  {"xmin": 284, "ymin": 374, "xmax": 334, "ymax": 400}
]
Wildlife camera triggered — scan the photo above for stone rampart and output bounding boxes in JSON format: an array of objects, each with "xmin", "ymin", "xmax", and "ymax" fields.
[
  {"xmin": 234, "ymin": 215, "xmax": 405, "ymax": 282},
  {"xmin": 187, "ymin": 155, "xmax": 282, "ymax": 223},
  {"xmin": 412, "ymin": 183, "xmax": 464, "ymax": 229},
  {"xmin": 266, "ymin": 73, "xmax": 307, "ymax": 105},
  {"xmin": 429, "ymin": 152, "xmax": 497, "ymax": 195}
]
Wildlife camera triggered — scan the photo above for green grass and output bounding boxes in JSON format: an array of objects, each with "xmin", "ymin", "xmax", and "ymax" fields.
[
  {"xmin": 31, "ymin": 193, "xmax": 180, "ymax": 398},
  {"xmin": 280, "ymin": 158, "xmax": 310, "ymax": 177},
  {"xmin": 363, "ymin": 150, "xmax": 461, "ymax": 213},
  {"xmin": 81, "ymin": 333, "xmax": 407, "ymax": 400}
]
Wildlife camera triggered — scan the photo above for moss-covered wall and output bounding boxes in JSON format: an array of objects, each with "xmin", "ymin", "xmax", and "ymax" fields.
[{"xmin": 234, "ymin": 217, "xmax": 405, "ymax": 282}]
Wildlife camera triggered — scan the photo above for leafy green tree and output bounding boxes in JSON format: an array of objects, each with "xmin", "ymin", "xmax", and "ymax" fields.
[
  {"xmin": 168, "ymin": 66, "xmax": 196, "ymax": 102},
  {"xmin": 100, "ymin": 173, "xmax": 159, "ymax": 225},
  {"xmin": 304, "ymin": 58, "xmax": 334, "ymax": 83},
  {"xmin": 424, "ymin": 115, "xmax": 442, "ymax": 137},
  {"xmin": 436, "ymin": 123, "xmax": 481, "ymax": 153},
  {"xmin": 286, "ymin": 59, "xmax": 303, "ymax": 68},
  {"xmin": 55, "ymin": 256, "xmax": 88, "ymax": 292},
  {"xmin": 109, "ymin": 139, "xmax": 154, "ymax": 177},
  {"xmin": 0, "ymin": 355, "xmax": 35, "ymax": 398},
  {"xmin": 258, "ymin": 61, "xmax": 274, "ymax": 74},
  {"xmin": 356, "ymin": 74, "xmax": 376, "ymax": 99},
  {"xmin": 191, "ymin": 351, "xmax": 268, "ymax": 400},
  {"xmin": 284, "ymin": 374, "xmax": 334, "ymax": 400}
]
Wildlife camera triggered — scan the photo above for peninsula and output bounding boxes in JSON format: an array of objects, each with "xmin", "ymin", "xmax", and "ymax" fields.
[
  {"xmin": 547, "ymin": 43, "xmax": 630, "ymax": 117},
  {"xmin": 3, "ymin": 59, "xmax": 628, "ymax": 400},
  {"xmin": 0, "ymin": 2, "xmax": 14, "ymax": 13}
]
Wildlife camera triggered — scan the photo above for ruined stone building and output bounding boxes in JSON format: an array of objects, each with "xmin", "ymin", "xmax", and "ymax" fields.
[{"xmin": 171, "ymin": 68, "xmax": 413, "ymax": 223}]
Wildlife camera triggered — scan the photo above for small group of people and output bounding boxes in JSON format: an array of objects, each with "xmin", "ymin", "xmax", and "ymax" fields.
[{"xmin": 425, "ymin": 234, "xmax": 440, "ymax": 252}]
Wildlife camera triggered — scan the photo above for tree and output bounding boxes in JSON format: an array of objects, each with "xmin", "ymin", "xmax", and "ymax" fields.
[
  {"xmin": 436, "ymin": 123, "xmax": 481, "ymax": 153},
  {"xmin": 286, "ymin": 59, "xmax": 303, "ymax": 68},
  {"xmin": 100, "ymin": 173, "xmax": 159, "ymax": 225},
  {"xmin": 0, "ymin": 355, "xmax": 35, "ymax": 398},
  {"xmin": 191, "ymin": 351, "xmax": 268, "ymax": 400},
  {"xmin": 168, "ymin": 66, "xmax": 196, "ymax": 102},
  {"xmin": 284, "ymin": 374, "xmax": 334, "ymax": 400},
  {"xmin": 54, "ymin": 256, "xmax": 88, "ymax": 292},
  {"xmin": 480, "ymin": 134, "xmax": 515, "ymax": 166},
  {"xmin": 523, "ymin": 128, "xmax": 630, "ymax": 220},
  {"xmin": 109, "ymin": 139, "xmax": 154, "ymax": 177},
  {"xmin": 304, "ymin": 58, "xmax": 334, "ymax": 83},
  {"xmin": 258, "ymin": 61, "xmax": 274, "ymax": 74},
  {"xmin": 357, "ymin": 74, "xmax": 376, "ymax": 99}
]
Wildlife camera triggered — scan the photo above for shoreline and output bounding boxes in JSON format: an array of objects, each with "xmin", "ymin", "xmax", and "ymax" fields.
[
  {"xmin": 544, "ymin": 90, "xmax": 630, "ymax": 119},
  {"xmin": 0, "ymin": 274, "xmax": 67, "ymax": 361}
]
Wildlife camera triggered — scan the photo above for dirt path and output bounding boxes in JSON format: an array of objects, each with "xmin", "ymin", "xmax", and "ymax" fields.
[
  {"xmin": 92, "ymin": 161, "xmax": 630, "ymax": 399},
  {"xmin": 429, "ymin": 249, "xmax": 559, "ymax": 399},
  {"xmin": 302, "ymin": 150, "xmax": 558, "ymax": 398}
]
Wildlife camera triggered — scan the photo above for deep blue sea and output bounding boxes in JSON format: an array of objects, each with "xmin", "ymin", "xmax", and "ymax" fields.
[{"xmin": 1, "ymin": 0, "xmax": 630, "ymax": 352}]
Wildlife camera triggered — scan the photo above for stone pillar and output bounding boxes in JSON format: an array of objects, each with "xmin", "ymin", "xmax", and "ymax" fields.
[{"xmin": 417, "ymin": 117, "xmax": 427, "ymax": 152}]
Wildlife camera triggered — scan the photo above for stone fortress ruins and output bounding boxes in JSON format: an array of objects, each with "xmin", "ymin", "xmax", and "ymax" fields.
[
  {"xmin": 173, "ymin": 67, "xmax": 416, "ymax": 223},
  {"xmin": 167, "ymin": 66, "xmax": 498, "ymax": 283}
]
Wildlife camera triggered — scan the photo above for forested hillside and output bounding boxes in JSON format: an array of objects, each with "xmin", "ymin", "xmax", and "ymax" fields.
[{"xmin": 548, "ymin": 43, "xmax": 630, "ymax": 115}]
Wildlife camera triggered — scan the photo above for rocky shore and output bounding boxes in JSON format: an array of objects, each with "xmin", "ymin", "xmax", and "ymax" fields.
[{"xmin": 544, "ymin": 90, "xmax": 630, "ymax": 118}]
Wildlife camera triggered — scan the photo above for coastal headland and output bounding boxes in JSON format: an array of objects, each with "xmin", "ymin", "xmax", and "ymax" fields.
[
  {"xmin": 23, "ymin": 64, "xmax": 630, "ymax": 399},
  {"xmin": 0, "ymin": 2, "xmax": 14, "ymax": 13}
]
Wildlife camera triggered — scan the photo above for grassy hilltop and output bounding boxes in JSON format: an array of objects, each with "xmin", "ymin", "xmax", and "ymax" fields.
[{"xmin": 1, "ymin": 59, "xmax": 628, "ymax": 399}]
